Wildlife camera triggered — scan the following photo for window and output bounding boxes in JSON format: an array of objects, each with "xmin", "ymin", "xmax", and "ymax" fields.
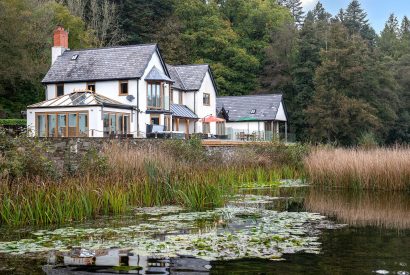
[
  {"xmin": 56, "ymin": 84, "xmax": 64, "ymax": 97},
  {"xmin": 147, "ymin": 82, "xmax": 162, "ymax": 108},
  {"xmin": 170, "ymin": 88, "xmax": 173, "ymax": 104},
  {"xmin": 250, "ymin": 109, "xmax": 256, "ymax": 114},
  {"xmin": 216, "ymin": 121, "xmax": 225, "ymax": 135},
  {"xmin": 103, "ymin": 112, "xmax": 130, "ymax": 137},
  {"xmin": 119, "ymin": 81, "xmax": 128, "ymax": 95},
  {"xmin": 150, "ymin": 115, "xmax": 160, "ymax": 125},
  {"xmin": 202, "ymin": 122, "xmax": 210, "ymax": 134},
  {"xmin": 87, "ymin": 82, "xmax": 96, "ymax": 92},
  {"xmin": 35, "ymin": 111, "xmax": 88, "ymax": 137},
  {"xmin": 71, "ymin": 54, "xmax": 79, "ymax": 60},
  {"xmin": 164, "ymin": 115, "xmax": 171, "ymax": 131},
  {"xmin": 37, "ymin": 115, "xmax": 46, "ymax": 137},
  {"xmin": 203, "ymin": 93, "xmax": 210, "ymax": 106},
  {"xmin": 179, "ymin": 91, "xmax": 183, "ymax": 104}
]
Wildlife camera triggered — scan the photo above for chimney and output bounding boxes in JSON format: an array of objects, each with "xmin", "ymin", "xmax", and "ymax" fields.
[{"xmin": 51, "ymin": 26, "xmax": 69, "ymax": 65}]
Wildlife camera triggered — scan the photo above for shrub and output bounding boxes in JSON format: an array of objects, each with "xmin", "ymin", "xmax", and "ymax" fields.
[
  {"xmin": 0, "ymin": 119, "xmax": 27, "ymax": 126},
  {"xmin": 0, "ymin": 130, "xmax": 58, "ymax": 180}
]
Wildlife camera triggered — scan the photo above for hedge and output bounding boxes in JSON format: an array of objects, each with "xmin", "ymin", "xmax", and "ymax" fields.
[{"xmin": 0, "ymin": 119, "xmax": 27, "ymax": 126}]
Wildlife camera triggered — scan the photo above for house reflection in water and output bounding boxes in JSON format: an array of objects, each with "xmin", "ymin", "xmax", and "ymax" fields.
[{"xmin": 43, "ymin": 248, "xmax": 211, "ymax": 274}]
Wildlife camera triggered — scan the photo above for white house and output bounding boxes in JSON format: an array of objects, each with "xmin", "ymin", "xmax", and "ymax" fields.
[
  {"xmin": 27, "ymin": 26, "xmax": 218, "ymax": 138},
  {"xmin": 216, "ymin": 94, "xmax": 288, "ymax": 141}
]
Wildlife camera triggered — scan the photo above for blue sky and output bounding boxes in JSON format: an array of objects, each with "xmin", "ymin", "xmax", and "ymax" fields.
[{"xmin": 301, "ymin": 0, "xmax": 410, "ymax": 33}]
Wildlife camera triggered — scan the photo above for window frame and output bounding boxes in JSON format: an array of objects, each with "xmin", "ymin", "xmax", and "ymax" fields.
[
  {"xmin": 87, "ymin": 82, "xmax": 96, "ymax": 92},
  {"xmin": 203, "ymin": 93, "xmax": 210, "ymax": 106},
  {"xmin": 55, "ymin": 83, "xmax": 64, "ymax": 97},
  {"xmin": 202, "ymin": 122, "xmax": 210, "ymax": 134},
  {"xmin": 150, "ymin": 114, "xmax": 160, "ymax": 125},
  {"xmin": 35, "ymin": 111, "xmax": 89, "ymax": 137},
  {"xmin": 147, "ymin": 81, "xmax": 163, "ymax": 109},
  {"xmin": 103, "ymin": 111, "xmax": 131, "ymax": 137},
  {"xmin": 119, "ymin": 80, "xmax": 129, "ymax": 96}
]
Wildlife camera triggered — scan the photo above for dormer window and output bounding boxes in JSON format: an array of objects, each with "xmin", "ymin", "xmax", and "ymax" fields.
[
  {"xmin": 87, "ymin": 82, "xmax": 95, "ymax": 92},
  {"xmin": 119, "ymin": 80, "xmax": 128, "ymax": 95},
  {"xmin": 56, "ymin": 83, "xmax": 64, "ymax": 97},
  {"xmin": 250, "ymin": 109, "xmax": 256, "ymax": 114}
]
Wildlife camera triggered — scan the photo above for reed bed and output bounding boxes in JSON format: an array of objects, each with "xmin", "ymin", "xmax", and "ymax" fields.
[
  {"xmin": 0, "ymin": 140, "xmax": 303, "ymax": 226},
  {"xmin": 304, "ymin": 147, "xmax": 410, "ymax": 190}
]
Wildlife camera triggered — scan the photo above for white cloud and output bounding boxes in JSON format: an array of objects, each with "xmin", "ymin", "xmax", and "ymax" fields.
[{"xmin": 300, "ymin": 0, "xmax": 319, "ymax": 11}]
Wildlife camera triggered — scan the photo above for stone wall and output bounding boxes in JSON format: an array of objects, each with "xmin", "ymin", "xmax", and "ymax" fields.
[
  {"xmin": 41, "ymin": 138, "xmax": 238, "ymax": 172},
  {"xmin": 42, "ymin": 138, "xmax": 168, "ymax": 172}
]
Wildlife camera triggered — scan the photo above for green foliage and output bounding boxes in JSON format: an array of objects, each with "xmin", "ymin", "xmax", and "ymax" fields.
[
  {"xmin": 358, "ymin": 132, "xmax": 379, "ymax": 149},
  {"xmin": 0, "ymin": 130, "xmax": 58, "ymax": 180},
  {"xmin": 0, "ymin": 119, "xmax": 26, "ymax": 126}
]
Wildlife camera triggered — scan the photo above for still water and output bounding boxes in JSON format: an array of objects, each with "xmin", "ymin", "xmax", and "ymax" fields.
[{"xmin": 0, "ymin": 186, "xmax": 409, "ymax": 274}]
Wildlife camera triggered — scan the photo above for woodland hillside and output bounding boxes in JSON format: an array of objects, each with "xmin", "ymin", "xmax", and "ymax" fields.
[{"xmin": 0, "ymin": 0, "xmax": 408, "ymax": 145}]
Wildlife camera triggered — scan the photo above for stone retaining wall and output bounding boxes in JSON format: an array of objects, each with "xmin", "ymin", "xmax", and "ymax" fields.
[{"xmin": 41, "ymin": 138, "xmax": 237, "ymax": 172}]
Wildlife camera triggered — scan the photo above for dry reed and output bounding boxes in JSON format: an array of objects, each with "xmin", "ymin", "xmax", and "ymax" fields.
[{"xmin": 304, "ymin": 147, "xmax": 410, "ymax": 190}]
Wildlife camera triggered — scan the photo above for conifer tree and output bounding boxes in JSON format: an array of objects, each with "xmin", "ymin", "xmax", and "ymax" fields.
[
  {"xmin": 341, "ymin": 0, "xmax": 376, "ymax": 43},
  {"xmin": 278, "ymin": 0, "xmax": 304, "ymax": 25}
]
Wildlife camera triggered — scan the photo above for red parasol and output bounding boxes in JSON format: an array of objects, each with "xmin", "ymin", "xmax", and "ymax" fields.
[{"xmin": 199, "ymin": 115, "xmax": 225, "ymax": 123}]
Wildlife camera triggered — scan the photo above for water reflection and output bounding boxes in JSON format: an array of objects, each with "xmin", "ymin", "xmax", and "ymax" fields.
[
  {"xmin": 305, "ymin": 188, "xmax": 410, "ymax": 229},
  {"xmin": 43, "ymin": 248, "xmax": 211, "ymax": 274}
]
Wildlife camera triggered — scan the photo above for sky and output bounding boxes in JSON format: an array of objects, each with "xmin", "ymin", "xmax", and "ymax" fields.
[{"xmin": 300, "ymin": 0, "xmax": 410, "ymax": 33}]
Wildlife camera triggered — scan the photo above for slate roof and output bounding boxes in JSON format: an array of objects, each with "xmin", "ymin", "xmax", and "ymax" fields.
[
  {"xmin": 42, "ymin": 44, "xmax": 159, "ymax": 84},
  {"xmin": 170, "ymin": 104, "xmax": 198, "ymax": 119},
  {"xmin": 167, "ymin": 64, "xmax": 210, "ymax": 91},
  {"xmin": 216, "ymin": 94, "xmax": 284, "ymax": 122},
  {"xmin": 28, "ymin": 91, "xmax": 132, "ymax": 109},
  {"xmin": 145, "ymin": 66, "xmax": 173, "ymax": 82}
]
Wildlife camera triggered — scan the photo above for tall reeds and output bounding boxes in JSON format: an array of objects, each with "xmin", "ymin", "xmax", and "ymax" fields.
[
  {"xmin": 0, "ymin": 140, "xmax": 304, "ymax": 226},
  {"xmin": 304, "ymin": 147, "xmax": 410, "ymax": 190}
]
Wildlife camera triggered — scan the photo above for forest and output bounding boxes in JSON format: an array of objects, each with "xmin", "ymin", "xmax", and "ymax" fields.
[{"xmin": 0, "ymin": 0, "xmax": 409, "ymax": 145}]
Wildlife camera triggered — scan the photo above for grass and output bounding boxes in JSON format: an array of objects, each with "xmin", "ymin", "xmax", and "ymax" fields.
[
  {"xmin": 0, "ymin": 140, "xmax": 305, "ymax": 226},
  {"xmin": 304, "ymin": 147, "xmax": 410, "ymax": 191}
]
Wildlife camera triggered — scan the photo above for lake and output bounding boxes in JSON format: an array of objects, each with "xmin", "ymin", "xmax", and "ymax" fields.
[{"xmin": 0, "ymin": 184, "xmax": 409, "ymax": 274}]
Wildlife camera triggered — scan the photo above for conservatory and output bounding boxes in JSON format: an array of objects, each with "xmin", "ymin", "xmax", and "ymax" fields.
[{"xmin": 27, "ymin": 91, "xmax": 136, "ymax": 138}]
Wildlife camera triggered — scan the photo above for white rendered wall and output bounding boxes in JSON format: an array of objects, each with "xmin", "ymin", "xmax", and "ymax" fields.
[
  {"xmin": 194, "ymin": 72, "xmax": 217, "ymax": 134},
  {"xmin": 276, "ymin": 102, "xmax": 287, "ymax": 122}
]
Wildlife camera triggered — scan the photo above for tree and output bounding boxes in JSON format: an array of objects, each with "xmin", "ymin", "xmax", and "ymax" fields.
[
  {"xmin": 379, "ymin": 14, "xmax": 400, "ymax": 59},
  {"xmin": 289, "ymin": 2, "xmax": 330, "ymax": 141},
  {"xmin": 278, "ymin": 0, "xmax": 304, "ymax": 25},
  {"xmin": 342, "ymin": 0, "xmax": 376, "ymax": 43},
  {"xmin": 307, "ymin": 22, "xmax": 399, "ymax": 144},
  {"xmin": 118, "ymin": 0, "xmax": 174, "ymax": 44},
  {"xmin": 0, "ymin": 0, "xmax": 94, "ymax": 117}
]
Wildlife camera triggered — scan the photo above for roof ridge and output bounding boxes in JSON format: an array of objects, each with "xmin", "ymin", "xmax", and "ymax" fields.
[
  {"xmin": 217, "ymin": 94, "xmax": 283, "ymax": 98},
  {"xmin": 172, "ymin": 64, "xmax": 209, "ymax": 67},
  {"xmin": 173, "ymin": 66, "xmax": 188, "ymax": 90},
  {"xmin": 63, "ymin": 43, "xmax": 157, "ymax": 53}
]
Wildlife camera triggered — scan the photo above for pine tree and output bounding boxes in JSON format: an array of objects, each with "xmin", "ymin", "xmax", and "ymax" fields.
[
  {"xmin": 342, "ymin": 0, "xmax": 376, "ymax": 43},
  {"xmin": 278, "ymin": 0, "xmax": 304, "ymax": 25},
  {"xmin": 379, "ymin": 14, "xmax": 400, "ymax": 58},
  {"xmin": 289, "ymin": 2, "xmax": 330, "ymax": 141}
]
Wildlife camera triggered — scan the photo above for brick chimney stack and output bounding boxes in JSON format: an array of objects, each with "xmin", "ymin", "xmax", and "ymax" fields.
[
  {"xmin": 53, "ymin": 26, "xmax": 69, "ymax": 48},
  {"xmin": 51, "ymin": 26, "xmax": 69, "ymax": 65}
]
